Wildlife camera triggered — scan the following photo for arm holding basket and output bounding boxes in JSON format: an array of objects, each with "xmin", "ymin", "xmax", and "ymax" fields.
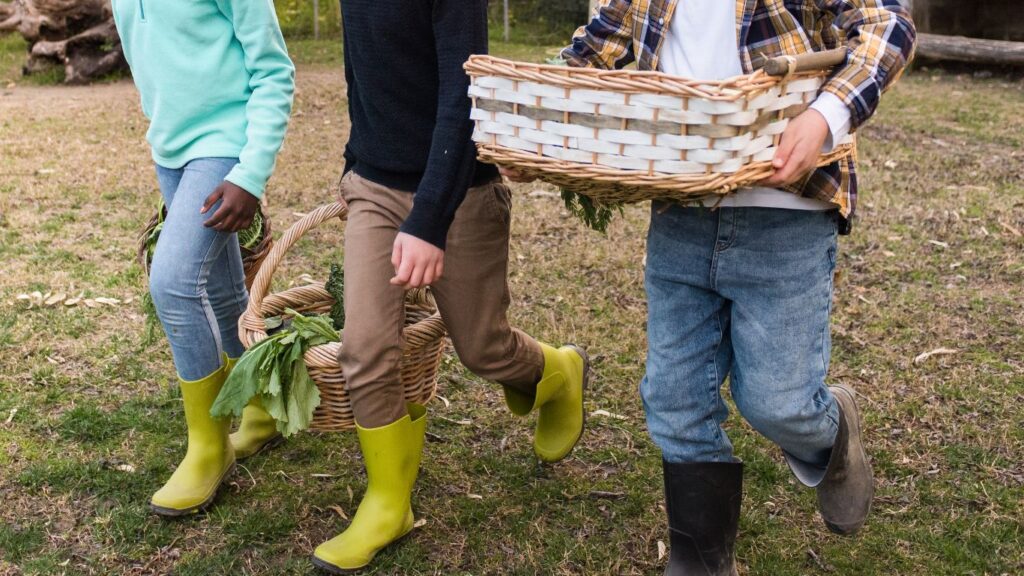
[{"xmin": 813, "ymin": 0, "xmax": 917, "ymax": 129}]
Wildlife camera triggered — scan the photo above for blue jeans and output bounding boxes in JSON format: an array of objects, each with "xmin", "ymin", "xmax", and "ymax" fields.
[
  {"xmin": 641, "ymin": 205, "xmax": 840, "ymax": 483},
  {"xmin": 150, "ymin": 158, "xmax": 248, "ymax": 381}
]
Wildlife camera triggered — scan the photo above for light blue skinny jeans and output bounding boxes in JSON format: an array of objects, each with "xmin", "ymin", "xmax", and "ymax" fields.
[
  {"xmin": 150, "ymin": 158, "xmax": 248, "ymax": 381},
  {"xmin": 642, "ymin": 204, "xmax": 841, "ymax": 483}
]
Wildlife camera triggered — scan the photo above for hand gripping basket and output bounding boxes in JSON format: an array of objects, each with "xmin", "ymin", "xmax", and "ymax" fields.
[
  {"xmin": 138, "ymin": 204, "xmax": 273, "ymax": 291},
  {"xmin": 465, "ymin": 49, "xmax": 855, "ymax": 203},
  {"xmin": 237, "ymin": 201, "xmax": 448, "ymax": 431}
]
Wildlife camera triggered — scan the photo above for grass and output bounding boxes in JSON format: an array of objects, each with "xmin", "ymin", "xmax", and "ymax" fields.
[{"xmin": 1, "ymin": 36, "xmax": 1023, "ymax": 575}]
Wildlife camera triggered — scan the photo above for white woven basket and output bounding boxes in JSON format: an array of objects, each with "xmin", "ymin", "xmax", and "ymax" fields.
[{"xmin": 465, "ymin": 50, "xmax": 855, "ymax": 203}]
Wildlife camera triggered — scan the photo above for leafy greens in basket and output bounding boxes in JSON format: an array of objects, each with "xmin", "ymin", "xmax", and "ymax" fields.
[{"xmin": 211, "ymin": 309, "xmax": 339, "ymax": 437}]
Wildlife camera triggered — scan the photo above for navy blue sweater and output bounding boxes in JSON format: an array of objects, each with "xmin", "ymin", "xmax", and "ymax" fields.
[{"xmin": 340, "ymin": 0, "xmax": 498, "ymax": 249}]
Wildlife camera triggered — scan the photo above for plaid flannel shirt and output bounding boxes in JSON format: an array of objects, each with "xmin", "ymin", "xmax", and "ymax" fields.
[{"xmin": 561, "ymin": 0, "xmax": 916, "ymax": 234}]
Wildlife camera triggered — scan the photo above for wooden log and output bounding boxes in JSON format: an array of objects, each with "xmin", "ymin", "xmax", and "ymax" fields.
[
  {"xmin": 916, "ymin": 32, "xmax": 1024, "ymax": 67},
  {"xmin": 0, "ymin": 2, "xmax": 18, "ymax": 32},
  {"xmin": 1, "ymin": 0, "xmax": 126, "ymax": 84}
]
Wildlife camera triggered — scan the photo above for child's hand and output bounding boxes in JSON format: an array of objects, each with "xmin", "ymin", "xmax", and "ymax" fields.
[
  {"xmin": 202, "ymin": 181, "xmax": 259, "ymax": 232},
  {"xmin": 391, "ymin": 232, "xmax": 444, "ymax": 289},
  {"xmin": 761, "ymin": 109, "xmax": 830, "ymax": 188}
]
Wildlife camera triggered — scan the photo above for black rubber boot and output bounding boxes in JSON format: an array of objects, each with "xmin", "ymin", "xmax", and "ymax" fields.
[{"xmin": 663, "ymin": 461, "xmax": 743, "ymax": 576}]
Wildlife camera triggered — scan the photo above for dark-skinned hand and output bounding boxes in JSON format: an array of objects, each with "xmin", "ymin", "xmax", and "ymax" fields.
[{"xmin": 202, "ymin": 181, "xmax": 259, "ymax": 233}]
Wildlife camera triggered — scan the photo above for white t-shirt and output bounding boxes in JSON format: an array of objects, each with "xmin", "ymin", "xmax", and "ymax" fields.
[{"xmin": 659, "ymin": 0, "xmax": 851, "ymax": 210}]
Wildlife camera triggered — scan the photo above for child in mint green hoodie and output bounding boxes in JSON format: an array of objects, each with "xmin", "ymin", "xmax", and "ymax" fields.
[{"xmin": 112, "ymin": 0, "xmax": 294, "ymax": 517}]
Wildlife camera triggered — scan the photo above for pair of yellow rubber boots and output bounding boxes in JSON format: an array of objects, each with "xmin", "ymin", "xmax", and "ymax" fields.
[
  {"xmin": 149, "ymin": 357, "xmax": 280, "ymax": 516},
  {"xmin": 312, "ymin": 343, "xmax": 587, "ymax": 573},
  {"xmin": 151, "ymin": 344, "xmax": 586, "ymax": 573}
]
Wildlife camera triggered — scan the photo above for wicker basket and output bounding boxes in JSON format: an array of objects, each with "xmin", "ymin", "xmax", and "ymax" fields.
[
  {"xmin": 137, "ymin": 204, "xmax": 273, "ymax": 291},
  {"xmin": 237, "ymin": 201, "xmax": 448, "ymax": 431},
  {"xmin": 465, "ymin": 49, "xmax": 856, "ymax": 204}
]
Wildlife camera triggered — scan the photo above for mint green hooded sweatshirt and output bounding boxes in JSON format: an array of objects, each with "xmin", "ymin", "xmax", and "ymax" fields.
[{"xmin": 112, "ymin": 0, "xmax": 294, "ymax": 198}]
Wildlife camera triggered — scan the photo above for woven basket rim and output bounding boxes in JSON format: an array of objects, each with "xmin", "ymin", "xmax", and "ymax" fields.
[{"xmin": 464, "ymin": 55, "xmax": 829, "ymax": 102}]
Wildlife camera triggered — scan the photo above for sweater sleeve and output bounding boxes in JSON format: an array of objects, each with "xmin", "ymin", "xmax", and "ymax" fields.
[
  {"xmin": 813, "ymin": 0, "xmax": 916, "ymax": 129},
  {"xmin": 215, "ymin": 0, "xmax": 296, "ymax": 199},
  {"xmin": 398, "ymin": 0, "xmax": 488, "ymax": 249}
]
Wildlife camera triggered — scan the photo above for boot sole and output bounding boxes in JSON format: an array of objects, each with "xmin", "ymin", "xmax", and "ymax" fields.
[
  {"xmin": 310, "ymin": 529, "xmax": 414, "ymax": 574},
  {"xmin": 538, "ymin": 344, "xmax": 589, "ymax": 463},
  {"xmin": 235, "ymin": 432, "xmax": 284, "ymax": 461},
  {"xmin": 149, "ymin": 461, "xmax": 236, "ymax": 518},
  {"xmin": 823, "ymin": 385, "xmax": 873, "ymax": 535}
]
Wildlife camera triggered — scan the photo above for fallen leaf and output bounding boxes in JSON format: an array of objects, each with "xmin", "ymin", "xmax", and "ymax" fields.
[
  {"xmin": 588, "ymin": 491, "xmax": 625, "ymax": 499},
  {"xmin": 998, "ymin": 220, "xmax": 1022, "ymax": 237},
  {"xmin": 328, "ymin": 505, "xmax": 348, "ymax": 520},
  {"xmin": 95, "ymin": 297, "xmax": 121, "ymax": 306},
  {"xmin": 4, "ymin": 408, "xmax": 16, "ymax": 424},
  {"xmin": 913, "ymin": 348, "xmax": 961, "ymax": 365},
  {"xmin": 45, "ymin": 293, "xmax": 67, "ymax": 306},
  {"xmin": 590, "ymin": 409, "xmax": 627, "ymax": 420},
  {"xmin": 413, "ymin": 518, "xmax": 427, "ymax": 528},
  {"xmin": 436, "ymin": 395, "xmax": 451, "ymax": 408},
  {"xmin": 114, "ymin": 464, "xmax": 136, "ymax": 473},
  {"xmin": 437, "ymin": 416, "xmax": 472, "ymax": 425},
  {"xmin": 84, "ymin": 299, "xmax": 99, "ymax": 308},
  {"xmin": 467, "ymin": 493, "xmax": 483, "ymax": 500},
  {"xmin": 657, "ymin": 540, "xmax": 667, "ymax": 560}
]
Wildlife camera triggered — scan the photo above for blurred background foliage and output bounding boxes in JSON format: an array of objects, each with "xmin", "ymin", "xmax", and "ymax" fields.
[{"xmin": 274, "ymin": 0, "xmax": 590, "ymax": 44}]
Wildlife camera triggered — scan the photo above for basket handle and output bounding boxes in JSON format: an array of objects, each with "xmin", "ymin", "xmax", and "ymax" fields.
[
  {"xmin": 240, "ymin": 202, "xmax": 349, "ymax": 338},
  {"xmin": 763, "ymin": 48, "xmax": 847, "ymax": 77}
]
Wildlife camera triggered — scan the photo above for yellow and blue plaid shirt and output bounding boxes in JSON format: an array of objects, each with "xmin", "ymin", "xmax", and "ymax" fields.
[{"xmin": 561, "ymin": 0, "xmax": 916, "ymax": 233}]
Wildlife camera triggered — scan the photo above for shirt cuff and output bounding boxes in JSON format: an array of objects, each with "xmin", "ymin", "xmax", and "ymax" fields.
[
  {"xmin": 399, "ymin": 199, "xmax": 451, "ymax": 250},
  {"xmin": 224, "ymin": 165, "xmax": 266, "ymax": 200},
  {"xmin": 809, "ymin": 91, "xmax": 852, "ymax": 154}
]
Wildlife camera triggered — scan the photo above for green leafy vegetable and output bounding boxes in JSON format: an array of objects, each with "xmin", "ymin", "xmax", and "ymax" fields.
[
  {"xmin": 211, "ymin": 310, "xmax": 339, "ymax": 437},
  {"xmin": 324, "ymin": 263, "xmax": 345, "ymax": 331},
  {"xmin": 560, "ymin": 189, "xmax": 623, "ymax": 233},
  {"xmin": 236, "ymin": 208, "xmax": 264, "ymax": 251}
]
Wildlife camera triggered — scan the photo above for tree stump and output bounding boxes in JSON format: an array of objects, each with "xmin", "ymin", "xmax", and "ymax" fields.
[{"xmin": 0, "ymin": 0, "xmax": 126, "ymax": 84}]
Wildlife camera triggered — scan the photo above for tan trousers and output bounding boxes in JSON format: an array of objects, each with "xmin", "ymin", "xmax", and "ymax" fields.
[{"xmin": 338, "ymin": 172, "xmax": 545, "ymax": 427}]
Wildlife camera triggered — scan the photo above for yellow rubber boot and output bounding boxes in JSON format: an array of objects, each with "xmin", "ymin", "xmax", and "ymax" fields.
[
  {"xmin": 312, "ymin": 404, "xmax": 427, "ymax": 573},
  {"xmin": 225, "ymin": 357, "xmax": 282, "ymax": 460},
  {"xmin": 504, "ymin": 343, "xmax": 588, "ymax": 463},
  {"xmin": 151, "ymin": 363, "xmax": 236, "ymax": 516}
]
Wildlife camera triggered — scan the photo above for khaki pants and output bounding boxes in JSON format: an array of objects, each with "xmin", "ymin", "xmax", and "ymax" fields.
[{"xmin": 339, "ymin": 172, "xmax": 545, "ymax": 427}]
